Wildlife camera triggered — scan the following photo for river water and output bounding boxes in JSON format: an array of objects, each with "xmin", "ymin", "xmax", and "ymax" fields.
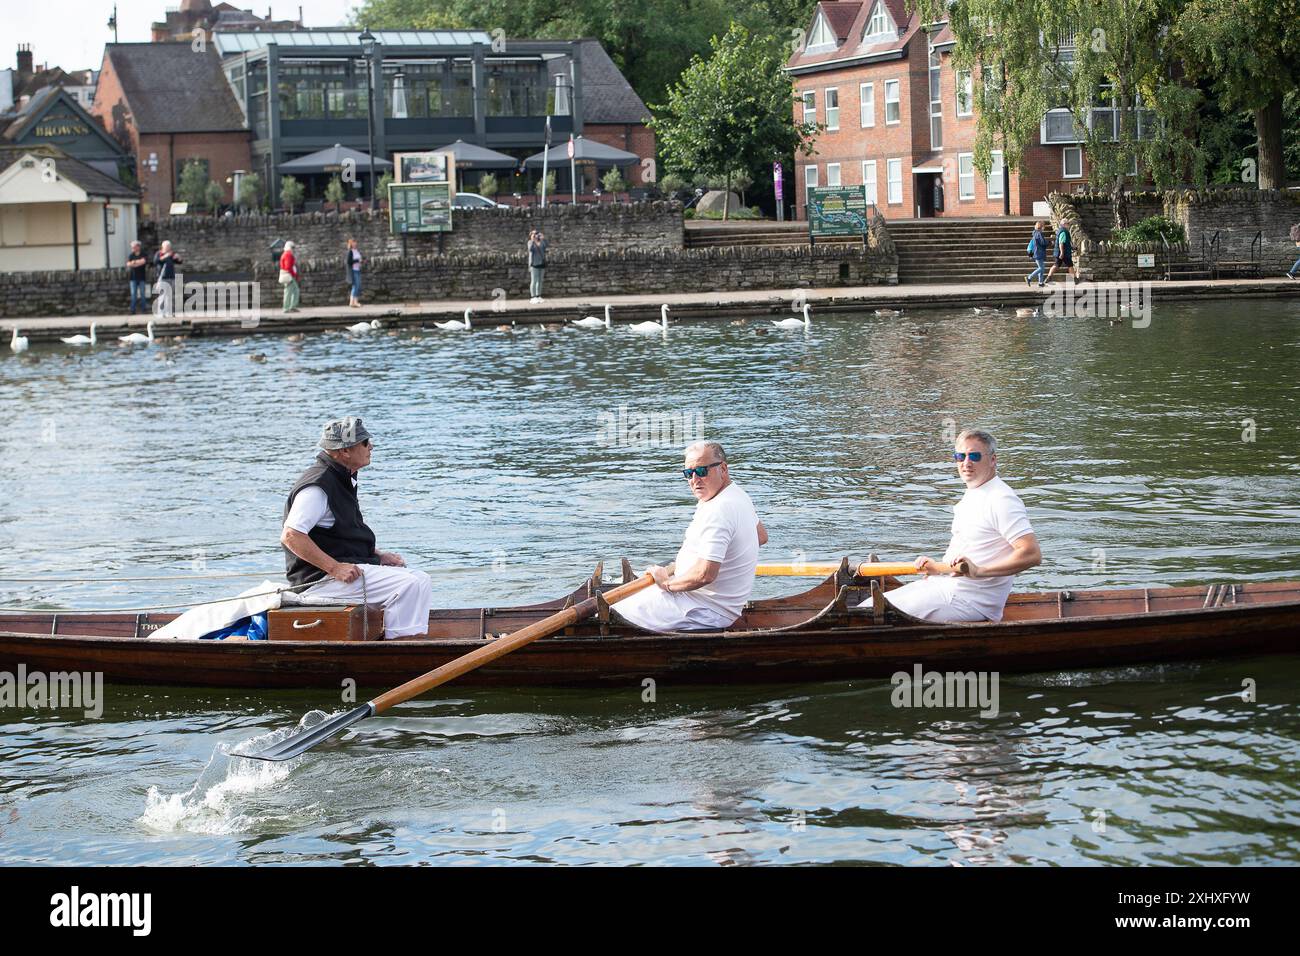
[{"xmin": 2, "ymin": 300, "xmax": 1298, "ymax": 864}]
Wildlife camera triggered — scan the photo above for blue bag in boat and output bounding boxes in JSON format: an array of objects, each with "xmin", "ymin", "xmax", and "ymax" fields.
[{"xmin": 201, "ymin": 612, "xmax": 269, "ymax": 641}]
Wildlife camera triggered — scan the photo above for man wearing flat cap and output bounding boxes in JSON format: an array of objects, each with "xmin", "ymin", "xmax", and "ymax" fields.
[{"xmin": 280, "ymin": 417, "xmax": 432, "ymax": 638}]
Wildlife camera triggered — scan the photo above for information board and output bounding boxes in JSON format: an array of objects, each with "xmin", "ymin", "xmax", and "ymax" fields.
[
  {"xmin": 808, "ymin": 185, "xmax": 869, "ymax": 237},
  {"xmin": 388, "ymin": 183, "xmax": 452, "ymax": 234}
]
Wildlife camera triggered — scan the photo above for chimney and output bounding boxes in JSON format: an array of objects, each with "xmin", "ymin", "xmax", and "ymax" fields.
[
  {"xmin": 298, "ymin": 5, "xmax": 303, "ymax": 24},
  {"xmin": 16, "ymin": 44, "xmax": 32, "ymax": 76}
]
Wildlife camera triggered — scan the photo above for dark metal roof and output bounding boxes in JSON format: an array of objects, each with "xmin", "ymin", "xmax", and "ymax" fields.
[
  {"xmin": 568, "ymin": 40, "xmax": 650, "ymax": 125},
  {"xmin": 103, "ymin": 43, "xmax": 247, "ymax": 134},
  {"xmin": 0, "ymin": 144, "xmax": 138, "ymax": 199}
]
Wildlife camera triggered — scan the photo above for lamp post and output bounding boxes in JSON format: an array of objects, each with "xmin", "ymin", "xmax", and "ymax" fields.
[{"xmin": 359, "ymin": 27, "xmax": 377, "ymax": 211}]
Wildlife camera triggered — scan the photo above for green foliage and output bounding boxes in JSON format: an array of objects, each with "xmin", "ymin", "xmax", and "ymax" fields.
[
  {"xmin": 280, "ymin": 175, "xmax": 305, "ymax": 212},
  {"xmin": 377, "ymin": 171, "xmax": 395, "ymax": 203},
  {"xmin": 237, "ymin": 172, "xmax": 263, "ymax": 210},
  {"xmin": 478, "ymin": 172, "xmax": 500, "ymax": 197},
  {"xmin": 658, "ymin": 171, "xmax": 688, "ymax": 195},
  {"xmin": 325, "ymin": 176, "xmax": 347, "ymax": 207},
  {"xmin": 1111, "ymin": 215, "xmax": 1185, "ymax": 245},
  {"xmin": 535, "ymin": 170, "xmax": 557, "ymax": 197},
  {"xmin": 600, "ymin": 167, "xmax": 627, "ymax": 194},
  {"xmin": 203, "ymin": 180, "xmax": 225, "ymax": 214},
  {"xmin": 689, "ymin": 206, "xmax": 763, "ymax": 219},
  {"xmin": 652, "ymin": 23, "xmax": 817, "ymax": 220},
  {"xmin": 177, "ymin": 160, "xmax": 210, "ymax": 209}
]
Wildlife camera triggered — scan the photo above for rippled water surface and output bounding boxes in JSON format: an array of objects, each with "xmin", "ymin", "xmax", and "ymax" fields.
[{"xmin": 2, "ymin": 300, "xmax": 1299, "ymax": 864}]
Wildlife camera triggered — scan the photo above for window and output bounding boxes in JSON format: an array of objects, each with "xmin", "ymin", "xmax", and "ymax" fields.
[
  {"xmin": 862, "ymin": 160, "xmax": 877, "ymax": 206},
  {"xmin": 859, "ymin": 83, "xmax": 874, "ymax": 127},
  {"xmin": 956, "ymin": 70, "xmax": 973, "ymax": 117},
  {"xmin": 807, "ymin": 12, "xmax": 838, "ymax": 51},
  {"xmin": 987, "ymin": 149, "xmax": 1004, "ymax": 198},
  {"xmin": 887, "ymin": 158, "xmax": 902, "ymax": 204},
  {"xmin": 1063, "ymin": 147, "xmax": 1083, "ymax": 178},
  {"xmin": 1043, "ymin": 109, "xmax": 1083, "ymax": 144},
  {"xmin": 827, "ymin": 163, "xmax": 841, "ymax": 187},
  {"xmin": 825, "ymin": 88, "xmax": 839, "ymax": 130},
  {"xmin": 928, "ymin": 50, "xmax": 942, "ymax": 149},
  {"xmin": 802, "ymin": 90, "xmax": 816, "ymax": 126},
  {"xmin": 865, "ymin": 2, "xmax": 891, "ymax": 40},
  {"xmin": 884, "ymin": 79, "xmax": 900, "ymax": 124},
  {"xmin": 958, "ymin": 153, "xmax": 974, "ymax": 199},
  {"xmin": 804, "ymin": 165, "xmax": 819, "ymax": 207}
]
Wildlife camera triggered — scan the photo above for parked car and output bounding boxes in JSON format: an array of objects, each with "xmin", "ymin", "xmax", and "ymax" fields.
[{"xmin": 453, "ymin": 192, "xmax": 504, "ymax": 209}]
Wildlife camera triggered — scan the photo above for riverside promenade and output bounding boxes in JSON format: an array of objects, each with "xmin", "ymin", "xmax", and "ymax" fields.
[{"xmin": 5, "ymin": 276, "xmax": 1298, "ymax": 343}]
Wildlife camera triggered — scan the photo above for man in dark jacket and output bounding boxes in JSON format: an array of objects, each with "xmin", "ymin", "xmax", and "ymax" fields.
[{"xmin": 281, "ymin": 417, "xmax": 431, "ymax": 638}]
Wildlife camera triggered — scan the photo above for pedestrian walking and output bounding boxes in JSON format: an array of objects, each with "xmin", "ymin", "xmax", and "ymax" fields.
[
  {"xmin": 127, "ymin": 240, "xmax": 149, "ymax": 315},
  {"xmin": 280, "ymin": 240, "xmax": 301, "ymax": 313},
  {"xmin": 1025, "ymin": 220, "xmax": 1049, "ymax": 288},
  {"xmin": 345, "ymin": 238, "xmax": 363, "ymax": 307},
  {"xmin": 1045, "ymin": 220, "xmax": 1078, "ymax": 283},
  {"xmin": 1287, "ymin": 224, "xmax": 1300, "ymax": 279},
  {"xmin": 527, "ymin": 228, "xmax": 547, "ymax": 303},
  {"xmin": 152, "ymin": 240, "xmax": 182, "ymax": 317}
]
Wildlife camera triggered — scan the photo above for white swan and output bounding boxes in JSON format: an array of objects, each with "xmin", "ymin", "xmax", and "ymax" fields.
[
  {"xmin": 1015, "ymin": 307, "xmax": 1040, "ymax": 318},
  {"xmin": 434, "ymin": 308, "xmax": 472, "ymax": 331},
  {"xmin": 61, "ymin": 323, "xmax": 97, "ymax": 346},
  {"xmin": 118, "ymin": 321, "xmax": 154, "ymax": 345},
  {"xmin": 629, "ymin": 304, "xmax": 669, "ymax": 334},
  {"xmin": 572, "ymin": 304, "xmax": 612, "ymax": 330},
  {"xmin": 347, "ymin": 319, "xmax": 381, "ymax": 334},
  {"xmin": 9, "ymin": 327, "xmax": 29, "ymax": 352},
  {"xmin": 874, "ymin": 308, "xmax": 902, "ymax": 317},
  {"xmin": 773, "ymin": 304, "xmax": 811, "ymax": 330}
]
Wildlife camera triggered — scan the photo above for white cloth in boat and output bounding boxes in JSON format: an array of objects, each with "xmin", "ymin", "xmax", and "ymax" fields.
[
  {"xmin": 875, "ymin": 475, "xmax": 1034, "ymax": 624},
  {"xmin": 615, "ymin": 482, "xmax": 761, "ymax": 632},
  {"xmin": 151, "ymin": 580, "xmax": 286, "ymax": 640},
  {"xmin": 283, "ymin": 487, "xmax": 432, "ymax": 639}
]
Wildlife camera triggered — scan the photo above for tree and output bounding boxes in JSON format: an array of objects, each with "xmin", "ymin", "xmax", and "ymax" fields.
[
  {"xmin": 478, "ymin": 172, "xmax": 500, "ymax": 198},
  {"xmin": 280, "ymin": 175, "xmax": 305, "ymax": 213},
  {"xmin": 651, "ymin": 22, "xmax": 818, "ymax": 220},
  {"xmin": 914, "ymin": 0, "xmax": 1201, "ymax": 229},
  {"xmin": 376, "ymin": 171, "xmax": 394, "ymax": 206},
  {"xmin": 1175, "ymin": 0, "xmax": 1300, "ymax": 190},
  {"xmin": 325, "ymin": 175, "xmax": 347, "ymax": 211},
  {"xmin": 600, "ymin": 167, "xmax": 627, "ymax": 198},
  {"xmin": 535, "ymin": 170, "xmax": 557, "ymax": 199},
  {"xmin": 237, "ymin": 172, "xmax": 263, "ymax": 211},
  {"xmin": 177, "ymin": 160, "xmax": 209, "ymax": 210},
  {"xmin": 204, "ymin": 180, "xmax": 225, "ymax": 216}
]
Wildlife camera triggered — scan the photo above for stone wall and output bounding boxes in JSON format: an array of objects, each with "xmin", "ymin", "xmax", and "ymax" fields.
[
  {"xmin": 1064, "ymin": 192, "xmax": 1166, "ymax": 242},
  {"xmin": 1166, "ymin": 188, "xmax": 1300, "ymax": 273},
  {"xmin": 1072, "ymin": 243, "xmax": 1190, "ymax": 282},
  {"xmin": 254, "ymin": 244, "xmax": 897, "ymax": 309},
  {"xmin": 137, "ymin": 201, "xmax": 686, "ymax": 274},
  {"xmin": 0, "ymin": 268, "xmax": 131, "ymax": 320}
]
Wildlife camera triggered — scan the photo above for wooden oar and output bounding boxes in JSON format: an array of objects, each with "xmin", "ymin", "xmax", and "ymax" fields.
[
  {"xmin": 756, "ymin": 561, "xmax": 966, "ymax": 577},
  {"xmin": 238, "ymin": 573, "xmax": 656, "ymax": 762}
]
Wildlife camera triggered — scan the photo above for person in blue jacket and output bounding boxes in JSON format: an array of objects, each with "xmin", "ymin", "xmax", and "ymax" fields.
[{"xmin": 1026, "ymin": 221, "xmax": 1049, "ymax": 288}]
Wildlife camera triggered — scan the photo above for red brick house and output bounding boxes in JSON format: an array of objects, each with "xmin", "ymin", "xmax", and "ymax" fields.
[
  {"xmin": 787, "ymin": 1, "xmax": 1103, "ymax": 220},
  {"xmin": 92, "ymin": 43, "xmax": 251, "ymax": 217}
]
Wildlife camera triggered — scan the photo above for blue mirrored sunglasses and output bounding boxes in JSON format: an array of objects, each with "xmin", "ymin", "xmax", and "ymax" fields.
[
  {"xmin": 953, "ymin": 451, "xmax": 983, "ymax": 462},
  {"xmin": 682, "ymin": 461, "xmax": 724, "ymax": 479}
]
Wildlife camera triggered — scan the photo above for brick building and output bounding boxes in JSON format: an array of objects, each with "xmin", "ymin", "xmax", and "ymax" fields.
[
  {"xmin": 92, "ymin": 43, "xmax": 252, "ymax": 217},
  {"xmin": 788, "ymin": 1, "xmax": 1130, "ymax": 220}
]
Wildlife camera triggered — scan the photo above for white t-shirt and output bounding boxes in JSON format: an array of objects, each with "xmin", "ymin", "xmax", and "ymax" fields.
[
  {"xmin": 941, "ymin": 475, "xmax": 1034, "ymax": 620},
  {"xmin": 671, "ymin": 481, "xmax": 761, "ymax": 621},
  {"xmin": 283, "ymin": 481, "xmax": 354, "ymax": 534}
]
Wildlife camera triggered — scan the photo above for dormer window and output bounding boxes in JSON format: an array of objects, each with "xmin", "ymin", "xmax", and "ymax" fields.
[
  {"xmin": 864, "ymin": 2, "xmax": 894, "ymax": 41},
  {"xmin": 806, "ymin": 12, "xmax": 838, "ymax": 52}
]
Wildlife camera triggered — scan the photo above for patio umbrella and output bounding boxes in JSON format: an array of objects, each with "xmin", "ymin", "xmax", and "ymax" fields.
[
  {"xmin": 523, "ymin": 135, "xmax": 639, "ymax": 168},
  {"xmin": 279, "ymin": 144, "xmax": 393, "ymax": 175}
]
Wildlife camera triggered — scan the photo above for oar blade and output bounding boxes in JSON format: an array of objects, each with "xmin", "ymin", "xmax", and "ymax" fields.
[{"xmin": 235, "ymin": 703, "xmax": 375, "ymax": 762}]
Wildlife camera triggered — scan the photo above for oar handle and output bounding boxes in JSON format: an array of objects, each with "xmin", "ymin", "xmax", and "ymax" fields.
[
  {"xmin": 755, "ymin": 561, "xmax": 967, "ymax": 577},
  {"xmin": 369, "ymin": 574, "xmax": 656, "ymax": 714}
]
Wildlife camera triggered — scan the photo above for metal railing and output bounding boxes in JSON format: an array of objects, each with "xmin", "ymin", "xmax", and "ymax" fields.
[{"xmin": 1202, "ymin": 230, "xmax": 1221, "ymax": 279}]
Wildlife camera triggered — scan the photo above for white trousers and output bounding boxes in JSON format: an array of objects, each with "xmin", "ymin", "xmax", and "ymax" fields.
[
  {"xmin": 614, "ymin": 586, "xmax": 735, "ymax": 632},
  {"xmin": 874, "ymin": 576, "xmax": 984, "ymax": 624},
  {"xmin": 297, "ymin": 565, "xmax": 432, "ymax": 638}
]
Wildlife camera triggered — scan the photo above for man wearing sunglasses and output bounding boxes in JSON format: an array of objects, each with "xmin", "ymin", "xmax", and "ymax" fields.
[
  {"xmin": 879, "ymin": 429, "xmax": 1041, "ymax": 623},
  {"xmin": 614, "ymin": 441, "xmax": 768, "ymax": 632},
  {"xmin": 280, "ymin": 416, "xmax": 432, "ymax": 639}
]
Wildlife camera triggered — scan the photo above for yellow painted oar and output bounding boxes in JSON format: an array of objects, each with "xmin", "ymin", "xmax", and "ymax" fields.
[{"xmin": 755, "ymin": 561, "xmax": 965, "ymax": 577}]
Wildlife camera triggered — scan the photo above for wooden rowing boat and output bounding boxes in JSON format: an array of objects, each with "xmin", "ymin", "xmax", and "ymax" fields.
[{"xmin": 1, "ymin": 564, "xmax": 1296, "ymax": 688}]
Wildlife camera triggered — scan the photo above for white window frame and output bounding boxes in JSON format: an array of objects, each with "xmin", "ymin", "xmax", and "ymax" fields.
[
  {"xmin": 886, "ymin": 158, "xmax": 902, "ymax": 204},
  {"xmin": 864, "ymin": 2, "xmax": 891, "ymax": 40},
  {"xmin": 804, "ymin": 164, "xmax": 819, "ymax": 207},
  {"xmin": 958, "ymin": 153, "xmax": 975, "ymax": 200},
  {"xmin": 806, "ymin": 12, "xmax": 838, "ymax": 52},
  {"xmin": 956, "ymin": 70, "xmax": 973, "ymax": 117},
  {"xmin": 987, "ymin": 149, "xmax": 1004, "ymax": 198},
  {"xmin": 801, "ymin": 90, "xmax": 816, "ymax": 126},
  {"xmin": 928, "ymin": 49, "xmax": 942, "ymax": 149},
  {"xmin": 1063, "ymin": 146, "xmax": 1083, "ymax": 178},
  {"xmin": 826, "ymin": 163, "xmax": 841, "ymax": 187},
  {"xmin": 859, "ymin": 82, "xmax": 874, "ymax": 127},
  {"xmin": 825, "ymin": 87, "xmax": 839, "ymax": 131},
  {"xmin": 884, "ymin": 79, "xmax": 900, "ymax": 125},
  {"xmin": 861, "ymin": 160, "xmax": 877, "ymax": 206}
]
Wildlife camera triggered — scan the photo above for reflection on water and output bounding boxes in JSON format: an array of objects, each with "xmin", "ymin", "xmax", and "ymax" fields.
[{"xmin": 2, "ymin": 301, "xmax": 1299, "ymax": 864}]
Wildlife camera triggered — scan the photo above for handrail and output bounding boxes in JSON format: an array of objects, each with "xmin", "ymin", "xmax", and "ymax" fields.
[
  {"xmin": 1250, "ymin": 229, "xmax": 1262, "ymax": 266},
  {"xmin": 1161, "ymin": 233, "xmax": 1171, "ymax": 281}
]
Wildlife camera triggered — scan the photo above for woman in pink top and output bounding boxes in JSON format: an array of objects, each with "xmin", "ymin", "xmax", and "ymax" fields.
[{"xmin": 279, "ymin": 240, "xmax": 300, "ymax": 313}]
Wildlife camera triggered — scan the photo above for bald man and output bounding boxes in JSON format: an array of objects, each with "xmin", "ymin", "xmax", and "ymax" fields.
[{"xmin": 614, "ymin": 441, "xmax": 768, "ymax": 632}]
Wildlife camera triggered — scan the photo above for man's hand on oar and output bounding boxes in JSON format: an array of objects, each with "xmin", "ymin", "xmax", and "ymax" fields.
[{"xmin": 236, "ymin": 573, "xmax": 657, "ymax": 762}]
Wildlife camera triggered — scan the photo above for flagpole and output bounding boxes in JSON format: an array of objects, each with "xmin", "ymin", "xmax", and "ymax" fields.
[{"xmin": 540, "ymin": 115, "xmax": 551, "ymax": 208}]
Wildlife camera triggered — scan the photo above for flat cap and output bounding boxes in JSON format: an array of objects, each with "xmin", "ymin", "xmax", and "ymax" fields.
[{"xmin": 319, "ymin": 416, "xmax": 372, "ymax": 450}]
